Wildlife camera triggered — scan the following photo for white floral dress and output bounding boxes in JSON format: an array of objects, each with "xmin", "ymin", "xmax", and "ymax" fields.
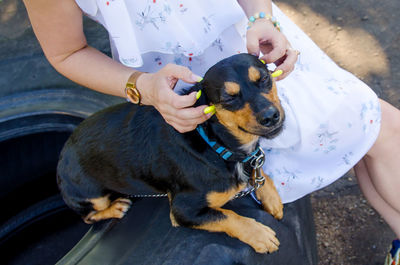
[{"xmin": 75, "ymin": 0, "xmax": 381, "ymax": 203}]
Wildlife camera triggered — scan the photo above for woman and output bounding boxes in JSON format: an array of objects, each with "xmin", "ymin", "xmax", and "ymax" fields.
[{"xmin": 23, "ymin": 0, "xmax": 400, "ymax": 263}]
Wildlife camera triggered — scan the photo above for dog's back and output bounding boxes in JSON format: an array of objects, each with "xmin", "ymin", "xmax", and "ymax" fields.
[{"xmin": 57, "ymin": 102, "xmax": 216, "ymax": 221}]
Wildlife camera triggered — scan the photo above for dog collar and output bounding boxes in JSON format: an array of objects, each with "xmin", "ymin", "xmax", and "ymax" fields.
[{"xmin": 196, "ymin": 125, "xmax": 265, "ymax": 165}]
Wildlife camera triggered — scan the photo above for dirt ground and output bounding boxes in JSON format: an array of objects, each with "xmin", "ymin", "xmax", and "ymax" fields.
[{"xmin": 274, "ymin": 0, "xmax": 399, "ymax": 264}]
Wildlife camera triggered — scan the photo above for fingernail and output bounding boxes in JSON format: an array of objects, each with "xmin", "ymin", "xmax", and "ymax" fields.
[
  {"xmin": 196, "ymin": 90, "xmax": 202, "ymax": 100},
  {"xmin": 192, "ymin": 74, "xmax": 203, "ymax": 83},
  {"xmin": 204, "ymin": 105, "xmax": 216, "ymax": 114},
  {"xmin": 260, "ymin": 59, "xmax": 266, "ymax": 64},
  {"xmin": 271, "ymin": 69, "xmax": 283, "ymax": 78}
]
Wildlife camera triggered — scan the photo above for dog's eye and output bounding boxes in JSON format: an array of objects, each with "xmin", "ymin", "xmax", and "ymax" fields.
[
  {"xmin": 260, "ymin": 75, "xmax": 272, "ymax": 88},
  {"xmin": 260, "ymin": 74, "xmax": 270, "ymax": 82},
  {"xmin": 221, "ymin": 94, "xmax": 238, "ymax": 104}
]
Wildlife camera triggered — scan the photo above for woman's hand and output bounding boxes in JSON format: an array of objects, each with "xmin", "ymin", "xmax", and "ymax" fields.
[
  {"xmin": 136, "ymin": 64, "xmax": 211, "ymax": 133},
  {"xmin": 246, "ymin": 19, "xmax": 299, "ymax": 81}
]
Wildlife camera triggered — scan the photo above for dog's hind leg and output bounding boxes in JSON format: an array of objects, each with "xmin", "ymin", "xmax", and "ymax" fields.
[
  {"xmin": 84, "ymin": 195, "xmax": 132, "ymax": 224},
  {"xmin": 254, "ymin": 169, "xmax": 283, "ymax": 220},
  {"xmin": 167, "ymin": 193, "xmax": 180, "ymax": 227}
]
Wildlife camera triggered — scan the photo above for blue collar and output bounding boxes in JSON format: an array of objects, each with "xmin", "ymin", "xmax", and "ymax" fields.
[{"xmin": 196, "ymin": 125, "xmax": 263, "ymax": 164}]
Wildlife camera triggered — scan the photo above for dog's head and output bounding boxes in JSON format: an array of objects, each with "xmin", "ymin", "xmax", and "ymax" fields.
[{"xmin": 197, "ymin": 53, "xmax": 285, "ymax": 145}]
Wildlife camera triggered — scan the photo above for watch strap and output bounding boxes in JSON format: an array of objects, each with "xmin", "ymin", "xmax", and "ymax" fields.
[{"xmin": 125, "ymin": 71, "xmax": 145, "ymax": 105}]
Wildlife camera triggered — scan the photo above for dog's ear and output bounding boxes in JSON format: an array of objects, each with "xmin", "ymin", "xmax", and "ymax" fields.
[
  {"xmin": 184, "ymin": 82, "xmax": 202, "ymax": 94},
  {"xmin": 180, "ymin": 82, "xmax": 209, "ymax": 107}
]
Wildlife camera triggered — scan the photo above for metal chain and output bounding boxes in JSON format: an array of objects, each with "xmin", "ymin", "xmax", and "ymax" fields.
[
  {"xmin": 233, "ymin": 147, "xmax": 266, "ymax": 200},
  {"xmin": 130, "ymin": 193, "xmax": 168, "ymax": 198},
  {"xmin": 233, "ymin": 186, "xmax": 256, "ymax": 199},
  {"xmin": 233, "ymin": 168, "xmax": 265, "ymax": 199}
]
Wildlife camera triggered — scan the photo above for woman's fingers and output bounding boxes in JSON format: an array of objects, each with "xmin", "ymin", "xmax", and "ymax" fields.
[
  {"xmin": 260, "ymin": 35, "xmax": 287, "ymax": 64},
  {"xmin": 167, "ymin": 91, "xmax": 199, "ymax": 109},
  {"xmin": 161, "ymin": 63, "xmax": 202, "ymax": 84},
  {"xmin": 246, "ymin": 30, "xmax": 261, "ymax": 57},
  {"xmin": 272, "ymin": 48, "xmax": 300, "ymax": 81},
  {"xmin": 162, "ymin": 107, "xmax": 211, "ymax": 133},
  {"xmin": 157, "ymin": 90, "xmax": 212, "ymax": 132},
  {"xmin": 245, "ymin": 19, "xmax": 300, "ymax": 80},
  {"xmin": 161, "ymin": 103, "xmax": 211, "ymax": 122},
  {"xmin": 137, "ymin": 63, "xmax": 212, "ymax": 133}
]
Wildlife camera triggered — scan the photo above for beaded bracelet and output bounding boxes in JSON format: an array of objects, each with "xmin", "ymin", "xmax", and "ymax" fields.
[{"xmin": 247, "ymin": 12, "xmax": 281, "ymax": 31}]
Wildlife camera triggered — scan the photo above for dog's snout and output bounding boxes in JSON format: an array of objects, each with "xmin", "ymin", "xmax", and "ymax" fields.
[{"xmin": 258, "ymin": 106, "xmax": 280, "ymax": 127}]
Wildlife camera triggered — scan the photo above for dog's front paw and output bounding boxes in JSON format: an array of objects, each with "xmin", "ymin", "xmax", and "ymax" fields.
[
  {"xmin": 242, "ymin": 219, "xmax": 280, "ymax": 253},
  {"xmin": 257, "ymin": 190, "xmax": 283, "ymax": 220},
  {"xmin": 255, "ymin": 171, "xmax": 283, "ymax": 220}
]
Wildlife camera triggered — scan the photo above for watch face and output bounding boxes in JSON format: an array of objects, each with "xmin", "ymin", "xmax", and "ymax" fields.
[{"xmin": 126, "ymin": 87, "xmax": 140, "ymax": 104}]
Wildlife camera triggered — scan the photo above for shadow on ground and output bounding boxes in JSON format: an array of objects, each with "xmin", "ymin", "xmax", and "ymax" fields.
[{"xmin": 275, "ymin": 0, "xmax": 399, "ymax": 264}]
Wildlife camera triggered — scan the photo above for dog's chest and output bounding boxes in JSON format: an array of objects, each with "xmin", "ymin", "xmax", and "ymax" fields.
[
  {"xmin": 234, "ymin": 140, "xmax": 258, "ymax": 183},
  {"xmin": 235, "ymin": 163, "xmax": 252, "ymax": 183}
]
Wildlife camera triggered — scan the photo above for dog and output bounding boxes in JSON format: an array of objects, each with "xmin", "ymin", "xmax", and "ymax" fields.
[{"xmin": 57, "ymin": 53, "xmax": 285, "ymax": 253}]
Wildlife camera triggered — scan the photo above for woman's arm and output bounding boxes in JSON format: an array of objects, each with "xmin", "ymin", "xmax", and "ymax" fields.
[
  {"xmin": 23, "ymin": 0, "xmax": 134, "ymax": 98},
  {"xmin": 237, "ymin": 0, "xmax": 299, "ymax": 80},
  {"xmin": 23, "ymin": 0, "xmax": 209, "ymax": 133}
]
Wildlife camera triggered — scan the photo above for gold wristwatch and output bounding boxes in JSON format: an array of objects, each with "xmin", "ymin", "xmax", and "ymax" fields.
[{"xmin": 125, "ymin": 71, "xmax": 145, "ymax": 105}]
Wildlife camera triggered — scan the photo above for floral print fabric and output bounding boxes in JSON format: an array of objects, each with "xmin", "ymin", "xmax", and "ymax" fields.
[
  {"xmin": 75, "ymin": 0, "xmax": 245, "ymax": 67},
  {"xmin": 75, "ymin": 0, "xmax": 381, "ymax": 203}
]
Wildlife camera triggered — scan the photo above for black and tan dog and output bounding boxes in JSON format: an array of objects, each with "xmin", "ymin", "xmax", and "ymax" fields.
[{"xmin": 57, "ymin": 53, "xmax": 285, "ymax": 253}]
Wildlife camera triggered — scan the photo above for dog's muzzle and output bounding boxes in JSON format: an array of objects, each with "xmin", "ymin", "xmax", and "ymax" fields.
[{"xmin": 257, "ymin": 106, "xmax": 281, "ymax": 127}]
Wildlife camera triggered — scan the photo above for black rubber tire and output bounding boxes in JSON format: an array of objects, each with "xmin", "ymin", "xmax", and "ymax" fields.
[
  {"xmin": 0, "ymin": 195, "xmax": 67, "ymax": 244},
  {"xmin": 0, "ymin": 88, "xmax": 120, "ymax": 265},
  {"xmin": 57, "ymin": 196, "xmax": 319, "ymax": 265}
]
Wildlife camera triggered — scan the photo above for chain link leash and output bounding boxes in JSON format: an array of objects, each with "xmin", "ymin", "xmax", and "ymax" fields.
[
  {"xmin": 130, "ymin": 193, "xmax": 168, "ymax": 198},
  {"xmin": 233, "ymin": 147, "xmax": 266, "ymax": 199}
]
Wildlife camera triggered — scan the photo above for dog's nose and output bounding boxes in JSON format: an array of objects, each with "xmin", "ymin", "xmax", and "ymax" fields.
[{"xmin": 259, "ymin": 106, "xmax": 280, "ymax": 127}]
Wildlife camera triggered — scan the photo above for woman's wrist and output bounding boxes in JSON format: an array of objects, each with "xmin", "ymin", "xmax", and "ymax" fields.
[
  {"xmin": 237, "ymin": 0, "xmax": 279, "ymax": 31},
  {"xmin": 125, "ymin": 71, "xmax": 147, "ymax": 105},
  {"xmin": 247, "ymin": 12, "xmax": 281, "ymax": 31},
  {"xmin": 134, "ymin": 72, "xmax": 154, "ymax": 106},
  {"xmin": 237, "ymin": 0, "xmax": 272, "ymax": 19}
]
